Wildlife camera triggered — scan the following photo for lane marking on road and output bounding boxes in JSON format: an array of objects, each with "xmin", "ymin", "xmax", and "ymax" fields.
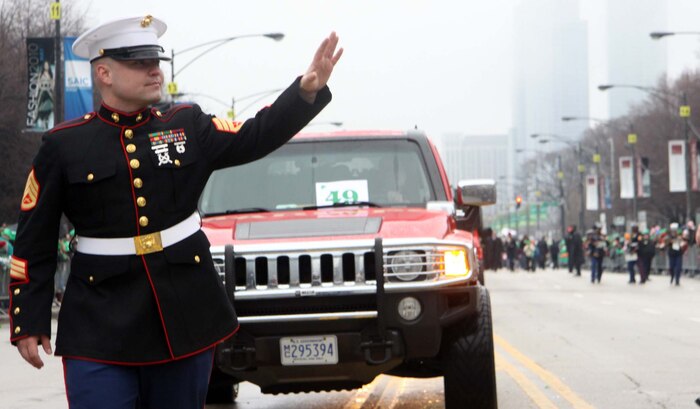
[
  {"xmin": 573, "ymin": 293, "xmax": 584, "ymax": 298},
  {"xmin": 642, "ymin": 308, "xmax": 662, "ymax": 315},
  {"xmin": 385, "ymin": 377, "xmax": 407, "ymax": 409},
  {"xmin": 494, "ymin": 335, "xmax": 595, "ymax": 409},
  {"xmin": 342, "ymin": 375, "xmax": 391, "ymax": 409},
  {"xmin": 496, "ymin": 352, "xmax": 559, "ymax": 409},
  {"xmin": 601, "ymin": 300, "xmax": 615, "ymax": 306},
  {"xmin": 689, "ymin": 317, "xmax": 700, "ymax": 323}
]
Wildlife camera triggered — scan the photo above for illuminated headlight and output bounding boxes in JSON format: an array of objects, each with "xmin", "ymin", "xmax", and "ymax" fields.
[
  {"xmin": 444, "ymin": 249, "xmax": 469, "ymax": 277},
  {"xmin": 389, "ymin": 250, "xmax": 424, "ymax": 281},
  {"xmin": 397, "ymin": 297, "xmax": 422, "ymax": 321}
]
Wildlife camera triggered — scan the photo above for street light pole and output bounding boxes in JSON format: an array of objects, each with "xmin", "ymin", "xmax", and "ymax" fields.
[
  {"xmin": 557, "ymin": 155, "xmax": 566, "ymax": 237},
  {"xmin": 627, "ymin": 126, "xmax": 638, "ymax": 222},
  {"xmin": 168, "ymin": 32, "xmax": 284, "ymax": 100},
  {"xmin": 682, "ymin": 92, "xmax": 693, "ymax": 221},
  {"xmin": 577, "ymin": 143, "xmax": 586, "ymax": 230}
]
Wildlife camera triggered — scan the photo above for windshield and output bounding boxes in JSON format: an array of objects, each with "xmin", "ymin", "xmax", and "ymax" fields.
[{"xmin": 199, "ymin": 139, "xmax": 436, "ymax": 214}]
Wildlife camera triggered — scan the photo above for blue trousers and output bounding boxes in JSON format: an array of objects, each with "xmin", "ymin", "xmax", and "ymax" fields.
[
  {"xmin": 627, "ymin": 260, "xmax": 637, "ymax": 283},
  {"xmin": 669, "ymin": 254, "xmax": 683, "ymax": 285},
  {"xmin": 63, "ymin": 349, "xmax": 215, "ymax": 409},
  {"xmin": 590, "ymin": 257, "xmax": 603, "ymax": 282}
]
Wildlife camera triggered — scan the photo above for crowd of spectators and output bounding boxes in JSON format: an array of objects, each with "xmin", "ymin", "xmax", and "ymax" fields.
[{"xmin": 481, "ymin": 220, "xmax": 696, "ymax": 286}]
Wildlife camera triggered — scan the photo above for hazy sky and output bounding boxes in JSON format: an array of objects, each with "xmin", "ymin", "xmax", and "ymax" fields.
[{"xmin": 73, "ymin": 0, "xmax": 700, "ymax": 137}]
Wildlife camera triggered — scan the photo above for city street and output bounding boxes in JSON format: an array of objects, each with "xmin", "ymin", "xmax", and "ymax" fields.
[{"xmin": 2, "ymin": 269, "xmax": 698, "ymax": 408}]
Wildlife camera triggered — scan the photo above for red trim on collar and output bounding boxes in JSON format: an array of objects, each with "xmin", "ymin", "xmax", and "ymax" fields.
[{"xmin": 101, "ymin": 103, "xmax": 150, "ymax": 116}]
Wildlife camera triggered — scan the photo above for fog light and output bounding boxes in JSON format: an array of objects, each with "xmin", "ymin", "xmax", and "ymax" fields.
[{"xmin": 397, "ymin": 297, "xmax": 422, "ymax": 321}]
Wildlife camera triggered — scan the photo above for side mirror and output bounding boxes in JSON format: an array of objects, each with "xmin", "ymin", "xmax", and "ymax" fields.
[{"xmin": 457, "ymin": 179, "xmax": 497, "ymax": 206}]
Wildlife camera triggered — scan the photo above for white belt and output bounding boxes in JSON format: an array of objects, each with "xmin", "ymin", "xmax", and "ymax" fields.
[{"xmin": 75, "ymin": 212, "xmax": 201, "ymax": 256}]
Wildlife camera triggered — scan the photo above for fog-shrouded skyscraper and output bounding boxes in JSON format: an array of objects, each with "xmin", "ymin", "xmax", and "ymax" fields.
[
  {"xmin": 512, "ymin": 0, "xmax": 589, "ymax": 153},
  {"xmin": 606, "ymin": 0, "xmax": 667, "ymax": 118},
  {"xmin": 437, "ymin": 132, "xmax": 513, "ymax": 218}
]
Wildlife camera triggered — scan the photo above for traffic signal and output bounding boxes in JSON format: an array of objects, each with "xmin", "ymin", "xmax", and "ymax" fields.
[{"xmin": 515, "ymin": 195, "xmax": 523, "ymax": 210}]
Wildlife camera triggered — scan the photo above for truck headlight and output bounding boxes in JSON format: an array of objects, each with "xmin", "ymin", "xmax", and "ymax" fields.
[
  {"xmin": 388, "ymin": 250, "xmax": 424, "ymax": 281},
  {"xmin": 397, "ymin": 296, "xmax": 421, "ymax": 321},
  {"xmin": 444, "ymin": 249, "xmax": 469, "ymax": 277}
]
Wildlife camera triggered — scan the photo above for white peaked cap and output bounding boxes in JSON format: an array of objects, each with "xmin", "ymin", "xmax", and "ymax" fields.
[{"xmin": 73, "ymin": 15, "xmax": 169, "ymax": 62}]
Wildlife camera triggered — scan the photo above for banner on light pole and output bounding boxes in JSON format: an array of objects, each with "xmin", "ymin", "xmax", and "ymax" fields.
[
  {"xmin": 668, "ymin": 141, "xmax": 687, "ymax": 192},
  {"xmin": 63, "ymin": 37, "xmax": 93, "ymax": 121},
  {"xmin": 619, "ymin": 156, "xmax": 634, "ymax": 199},
  {"xmin": 586, "ymin": 175, "xmax": 599, "ymax": 210},
  {"xmin": 26, "ymin": 37, "xmax": 56, "ymax": 131},
  {"xmin": 638, "ymin": 157, "xmax": 651, "ymax": 198}
]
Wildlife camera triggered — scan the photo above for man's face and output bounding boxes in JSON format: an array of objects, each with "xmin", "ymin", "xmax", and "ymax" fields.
[{"xmin": 99, "ymin": 58, "xmax": 164, "ymax": 109}]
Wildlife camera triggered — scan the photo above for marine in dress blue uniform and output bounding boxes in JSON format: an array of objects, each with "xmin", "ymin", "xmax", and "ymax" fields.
[{"xmin": 8, "ymin": 15, "xmax": 342, "ymax": 408}]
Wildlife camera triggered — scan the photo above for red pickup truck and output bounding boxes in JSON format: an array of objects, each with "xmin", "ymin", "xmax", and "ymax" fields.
[{"xmin": 199, "ymin": 130, "xmax": 497, "ymax": 408}]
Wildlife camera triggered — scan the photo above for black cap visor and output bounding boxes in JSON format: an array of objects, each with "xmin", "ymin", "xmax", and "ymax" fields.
[{"xmin": 92, "ymin": 45, "xmax": 170, "ymax": 62}]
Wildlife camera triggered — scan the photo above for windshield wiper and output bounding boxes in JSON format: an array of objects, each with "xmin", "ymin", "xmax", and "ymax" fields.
[
  {"xmin": 202, "ymin": 207, "xmax": 270, "ymax": 217},
  {"xmin": 302, "ymin": 201, "xmax": 382, "ymax": 211}
]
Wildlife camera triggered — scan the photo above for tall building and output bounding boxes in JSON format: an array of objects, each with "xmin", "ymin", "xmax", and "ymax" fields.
[
  {"xmin": 606, "ymin": 0, "xmax": 667, "ymax": 118},
  {"xmin": 512, "ymin": 0, "xmax": 589, "ymax": 152},
  {"xmin": 437, "ymin": 132, "xmax": 513, "ymax": 216}
]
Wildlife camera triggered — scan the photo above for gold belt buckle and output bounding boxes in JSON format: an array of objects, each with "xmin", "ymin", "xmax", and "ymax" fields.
[{"xmin": 134, "ymin": 232, "xmax": 164, "ymax": 255}]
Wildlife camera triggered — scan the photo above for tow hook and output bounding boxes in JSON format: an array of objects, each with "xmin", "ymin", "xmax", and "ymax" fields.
[
  {"xmin": 360, "ymin": 338, "xmax": 395, "ymax": 365},
  {"xmin": 220, "ymin": 344, "xmax": 256, "ymax": 371}
]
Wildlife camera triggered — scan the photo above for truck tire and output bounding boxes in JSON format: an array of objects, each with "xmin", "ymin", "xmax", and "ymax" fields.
[
  {"xmin": 205, "ymin": 382, "xmax": 239, "ymax": 404},
  {"xmin": 442, "ymin": 288, "xmax": 497, "ymax": 409}
]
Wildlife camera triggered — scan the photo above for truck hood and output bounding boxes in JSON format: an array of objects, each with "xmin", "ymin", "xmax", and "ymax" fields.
[{"xmin": 201, "ymin": 207, "xmax": 453, "ymax": 245}]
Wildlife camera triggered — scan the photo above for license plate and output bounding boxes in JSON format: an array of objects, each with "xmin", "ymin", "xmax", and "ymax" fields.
[{"xmin": 280, "ymin": 335, "xmax": 338, "ymax": 366}]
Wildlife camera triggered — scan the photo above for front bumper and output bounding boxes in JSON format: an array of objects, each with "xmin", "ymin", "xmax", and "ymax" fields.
[{"xmin": 213, "ymin": 237, "xmax": 481, "ymax": 393}]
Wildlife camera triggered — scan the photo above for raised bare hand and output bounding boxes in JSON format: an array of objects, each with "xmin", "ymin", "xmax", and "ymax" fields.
[{"xmin": 299, "ymin": 32, "xmax": 343, "ymax": 102}]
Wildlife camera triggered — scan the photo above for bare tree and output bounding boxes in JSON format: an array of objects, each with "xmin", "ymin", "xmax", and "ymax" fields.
[{"xmin": 0, "ymin": 0, "xmax": 86, "ymax": 223}]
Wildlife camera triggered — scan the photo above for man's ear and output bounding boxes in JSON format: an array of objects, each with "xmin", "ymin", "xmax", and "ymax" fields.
[{"xmin": 93, "ymin": 61, "xmax": 112, "ymax": 87}]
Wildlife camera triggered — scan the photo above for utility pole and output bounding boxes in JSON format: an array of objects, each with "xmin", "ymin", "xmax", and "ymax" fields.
[
  {"xmin": 557, "ymin": 155, "xmax": 566, "ymax": 238},
  {"xmin": 577, "ymin": 143, "xmax": 585, "ymax": 230},
  {"xmin": 628, "ymin": 126, "xmax": 638, "ymax": 223},
  {"xmin": 681, "ymin": 92, "xmax": 693, "ymax": 222},
  {"xmin": 52, "ymin": 0, "xmax": 63, "ymax": 124}
]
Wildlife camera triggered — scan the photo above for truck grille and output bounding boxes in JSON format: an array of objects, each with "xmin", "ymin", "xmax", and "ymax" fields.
[
  {"xmin": 211, "ymin": 239, "xmax": 474, "ymax": 293},
  {"xmin": 212, "ymin": 250, "xmax": 380, "ymax": 289}
]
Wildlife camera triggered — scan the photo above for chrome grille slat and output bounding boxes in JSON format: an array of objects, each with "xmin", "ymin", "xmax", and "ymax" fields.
[
  {"xmin": 355, "ymin": 254, "xmax": 365, "ymax": 283},
  {"xmin": 267, "ymin": 258, "xmax": 278, "ymax": 288},
  {"xmin": 290, "ymin": 255, "xmax": 300, "ymax": 287},
  {"xmin": 311, "ymin": 257, "xmax": 321, "ymax": 286},
  {"xmin": 246, "ymin": 258, "xmax": 256, "ymax": 289},
  {"xmin": 333, "ymin": 254, "xmax": 343, "ymax": 285}
]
